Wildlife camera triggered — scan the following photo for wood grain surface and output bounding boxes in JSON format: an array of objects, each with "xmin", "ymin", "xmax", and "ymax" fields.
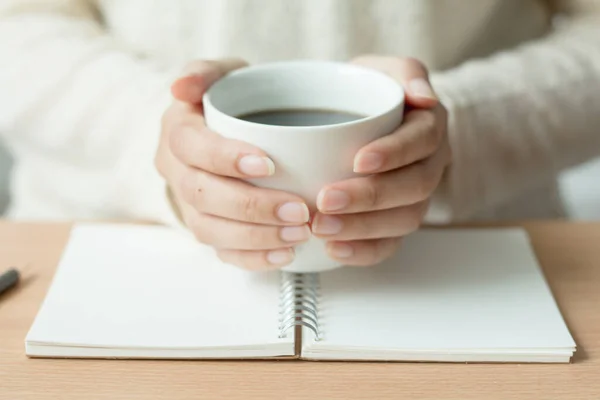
[{"xmin": 1, "ymin": 221, "xmax": 599, "ymax": 400}]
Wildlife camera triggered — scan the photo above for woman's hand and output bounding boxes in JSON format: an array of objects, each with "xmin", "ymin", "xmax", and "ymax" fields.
[
  {"xmin": 155, "ymin": 59, "xmax": 311, "ymax": 271},
  {"xmin": 311, "ymin": 56, "xmax": 451, "ymax": 266}
]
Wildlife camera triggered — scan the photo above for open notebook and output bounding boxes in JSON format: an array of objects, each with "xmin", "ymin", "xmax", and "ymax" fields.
[{"xmin": 25, "ymin": 224, "xmax": 576, "ymax": 363}]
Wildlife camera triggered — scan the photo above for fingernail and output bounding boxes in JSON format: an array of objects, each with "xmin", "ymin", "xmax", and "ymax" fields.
[
  {"xmin": 237, "ymin": 155, "xmax": 275, "ymax": 177},
  {"xmin": 280, "ymin": 226, "xmax": 311, "ymax": 242},
  {"xmin": 328, "ymin": 242, "xmax": 354, "ymax": 259},
  {"xmin": 277, "ymin": 202, "xmax": 310, "ymax": 223},
  {"xmin": 312, "ymin": 215, "xmax": 343, "ymax": 235},
  {"xmin": 354, "ymin": 152, "xmax": 384, "ymax": 173},
  {"xmin": 267, "ymin": 248, "xmax": 295, "ymax": 266},
  {"xmin": 317, "ymin": 189, "xmax": 350, "ymax": 212},
  {"xmin": 408, "ymin": 78, "xmax": 437, "ymax": 100}
]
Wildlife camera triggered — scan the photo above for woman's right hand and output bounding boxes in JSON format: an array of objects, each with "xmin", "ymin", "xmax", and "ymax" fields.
[{"xmin": 155, "ymin": 59, "xmax": 311, "ymax": 271}]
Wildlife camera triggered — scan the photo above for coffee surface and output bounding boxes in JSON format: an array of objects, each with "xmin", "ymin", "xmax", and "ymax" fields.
[{"xmin": 237, "ymin": 109, "xmax": 365, "ymax": 127}]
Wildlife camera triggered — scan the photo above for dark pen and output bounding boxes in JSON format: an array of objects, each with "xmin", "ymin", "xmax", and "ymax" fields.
[{"xmin": 0, "ymin": 268, "xmax": 20, "ymax": 296}]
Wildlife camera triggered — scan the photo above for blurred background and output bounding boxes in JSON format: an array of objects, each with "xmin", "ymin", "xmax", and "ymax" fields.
[{"xmin": 1, "ymin": 1, "xmax": 599, "ymax": 222}]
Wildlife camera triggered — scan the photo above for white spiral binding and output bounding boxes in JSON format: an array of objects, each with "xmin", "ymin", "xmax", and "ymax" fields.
[{"xmin": 278, "ymin": 272, "xmax": 321, "ymax": 341}]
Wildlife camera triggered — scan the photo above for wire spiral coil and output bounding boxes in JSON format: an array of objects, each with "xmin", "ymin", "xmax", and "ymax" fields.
[{"xmin": 278, "ymin": 272, "xmax": 321, "ymax": 341}]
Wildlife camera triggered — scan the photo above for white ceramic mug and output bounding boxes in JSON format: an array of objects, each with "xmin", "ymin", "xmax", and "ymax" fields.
[{"xmin": 203, "ymin": 61, "xmax": 404, "ymax": 273}]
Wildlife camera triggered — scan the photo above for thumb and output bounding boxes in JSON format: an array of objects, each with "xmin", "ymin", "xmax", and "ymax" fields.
[
  {"xmin": 352, "ymin": 56, "xmax": 438, "ymax": 109},
  {"xmin": 171, "ymin": 58, "xmax": 248, "ymax": 104}
]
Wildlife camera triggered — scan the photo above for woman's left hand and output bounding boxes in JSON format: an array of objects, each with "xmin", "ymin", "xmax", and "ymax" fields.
[{"xmin": 311, "ymin": 56, "xmax": 452, "ymax": 266}]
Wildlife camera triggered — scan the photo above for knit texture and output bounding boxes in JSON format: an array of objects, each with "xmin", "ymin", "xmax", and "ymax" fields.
[{"xmin": 0, "ymin": 0, "xmax": 599, "ymax": 222}]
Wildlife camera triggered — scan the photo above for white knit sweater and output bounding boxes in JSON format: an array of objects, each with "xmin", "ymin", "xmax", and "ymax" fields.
[{"xmin": 0, "ymin": 0, "xmax": 599, "ymax": 224}]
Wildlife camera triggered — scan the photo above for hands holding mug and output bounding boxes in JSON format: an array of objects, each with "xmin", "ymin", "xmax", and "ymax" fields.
[
  {"xmin": 155, "ymin": 56, "xmax": 451, "ymax": 272},
  {"xmin": 313, "ymin": 56, "xmax": 451, "ymax": 266},
  {"xmin": 156, "ymin": 59, "xmax": 310, "ymax": 271}
]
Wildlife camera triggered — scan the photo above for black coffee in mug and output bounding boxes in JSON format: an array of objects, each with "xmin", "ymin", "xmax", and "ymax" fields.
[{"xmin": 237, "ymin": 108, "xmax": 365, "ymax": 127}]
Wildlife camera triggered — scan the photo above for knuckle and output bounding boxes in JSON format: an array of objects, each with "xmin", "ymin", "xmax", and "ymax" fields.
[
  {"xmin": 375, "ymin": 238, "xmax": 396, "ymax": 261},
  {"xmin": 236, "ymin": 194, "xmax": 262, "ymax": 223},
  {"xmin": 352, "ymin": 215, "xmax": 371, "ymax": 239},
  {"xmin": 180, "ymin": 170, "xmax": 205, "ymax": 209},
  {"xmin": 372, "ymin": 237, "xmax": 386, "ymax": 253},
  {"xmin": 168, "ymin": 126, "xmax": 188, "ymax": 160},
  {"xmin": 246, "ymin": 226, "xmax": 271, "ymax": 249},
  {"xmin": 203, "ymin": 151, "xmax": 219, "ymax": 174},
  {"xmin": 179, "ymin": 170, "xmax": 196, "ymax": 203},
  {"xmin": 363, "ymin": 177, "xmax": 382, "ymax": 209},
  {"xmin": 201, "ymin": 59, "xmax": 219, "ymax": 71},
  {"xmin": 155, "ymin": 133, "xmax": 172, "ymax": 178},
  {"xmin": 161, "ymin": 105, "xmax": 177, "ymax": 131},
  {"xmin": 166, "ymin": 106, "xmax": 187, "ymax": 132},
  {"xmin": 423, "ymin": 124, "xmax": 441, "ymax": 154},
  {"xmin": 183, "ymin": 60, "xmax": 212, "ymax": 75},
  {"xmin": 414, "ymin": 165, "xmax": 436, "ymax": 201},
  {"xmin": 198, "ymin": 130, "xmax": 224, "ymax": 173},
  {"xmin": 394, "ymin": 56, "xmax": 426, "ymax": 72},
  {"xmin": 247, "ymin": 254, "xmax": 270, "ymax": 271},
  {"xmin": 358, "ymin": 241, "xmax": 383, "ymax": 266},
  {"xmin": 215, "ymin": 250, "xmax": 230, "ymax": 264},
  {"xmin": 217, "ymin": 250, "xmax": 254, "ymax": 271},
  {"xmin": 404, "ymin": 206, "xmax": 424, "ymax": 232},
  {"xmin": 420, "ymin": 110, "xmax": 438, "ymax": 134},
  {"xmin": 190, "ymin": 215, "xmax": 212, "ymax": 245}
]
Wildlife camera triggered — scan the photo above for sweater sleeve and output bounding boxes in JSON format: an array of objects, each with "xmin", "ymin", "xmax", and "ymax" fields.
[
  {"xmin": 0, "ymin": 0, "xmax": 181, "ymax": 224},
  {"xmin": 426, "ymin": 0, "xmax": 600, "ymax": 222}
]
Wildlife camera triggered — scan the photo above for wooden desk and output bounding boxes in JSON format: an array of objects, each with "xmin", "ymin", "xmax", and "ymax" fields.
[{"xmin": 1, "ymin": 222, "xmax": 599, "ymax": 400}]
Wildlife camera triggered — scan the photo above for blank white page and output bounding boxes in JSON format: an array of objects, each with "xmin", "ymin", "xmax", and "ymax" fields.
[
  {"xmin": 304, "ymin": 229, "xmax": 575, "ymax": 360},
  {"xmin": 26, "ymin": 224, "xmax": 293, "ymax": 357}
]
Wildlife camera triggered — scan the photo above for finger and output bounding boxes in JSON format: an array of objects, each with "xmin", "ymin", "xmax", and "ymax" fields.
[
  {"xmin": 217, "ymin": 248, "xmax": 295, "ymax": 271},
  {"xmin": 312, "ymin": 201, "xmax": 428, "ymax": 241},
  {"xmin": 171, "ymin": 58, "xmax": 248, "ymax": 103},
  {"xmin": 326, "ymin": 237, "xmax": 402, "ymax": 267},
  {"xmin": 179, "ymin": 167, "xmax": 310, "ymax": 226},
  {"xmin": 351, "ymin": 55, "xmax": 438, "ymax": 108},
  {"xmin": 354, "ymin": 105, "xmax": 448, "ymax": 174},
  {"xmin": 188, "ymin": 212, "xmax": 310, "ymax": 251},
  {"xmin": 317, "ymin": 144, "xmax": 450, "ymax": 214},
  {"xmin": 169, "ymin": 122, "xmax": 275, "ymax": 178},
  {"xmin": 162, "ymin": 100, "xmax": 275, "ymax": 178}
]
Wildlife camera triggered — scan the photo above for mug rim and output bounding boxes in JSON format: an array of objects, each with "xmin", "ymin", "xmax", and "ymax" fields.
[{"xmin": 202, "ymin": 60, "xmax": 405, "ymax": 132}]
